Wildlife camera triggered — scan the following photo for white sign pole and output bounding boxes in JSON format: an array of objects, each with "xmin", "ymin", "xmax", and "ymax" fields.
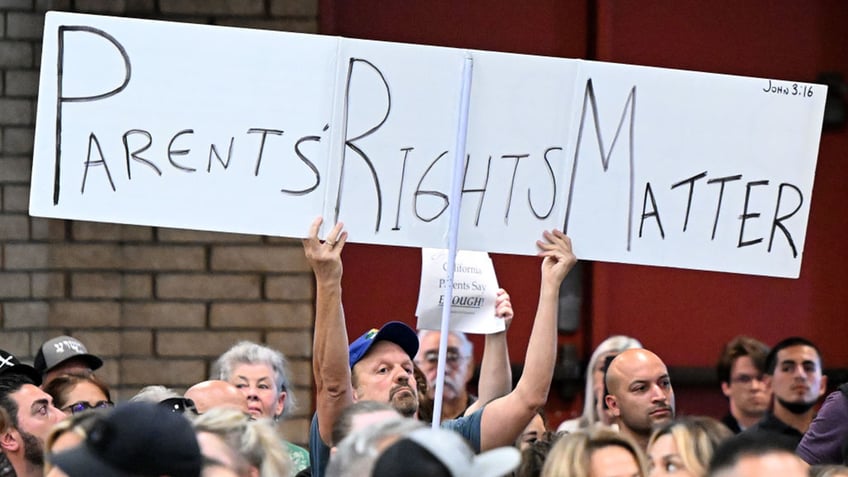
[{"xmin": 432, "ymin": 54, "xmax": 473, "ymax": 428}]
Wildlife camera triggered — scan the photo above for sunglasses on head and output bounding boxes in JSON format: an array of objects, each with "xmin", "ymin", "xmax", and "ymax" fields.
[
  {"xmin": 159, "ymin": 397, "xmax": 198, "ymax": 415},
  {"xmin": 62, "ymin": 400, "xmax": 114, "ymax": 414}
]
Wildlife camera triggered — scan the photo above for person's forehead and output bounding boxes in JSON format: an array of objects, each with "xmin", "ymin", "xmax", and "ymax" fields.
[
  {"xmin": 419, "ymin": 332, "xmax": 459, "ymax": 351},
  {"xmin": 776, "ymin": 345, "xmax": 820, "ymax": 365},
  {"xmin": 66, "ymin": 380, "xmax": 106, "ymax": 399},
  {"xmin": 232, "ymin": 362, "xmax": 276, "ymax": 381},
  {"xmin": 648, "ymin": 433, "xmax": 677, "ymax": 456},
  {"xmin": 590, "ymin": 444, "xmax": 638, "ymax": 470},
  {"xmin": 731, "ymin": 355, "xmax": 759, "ymax": 373},
  {"xmin": 618, "ymin": 352, "xmax": 667, "ymax": 379},
  {"xmin": 362, "ymin": 340, "xmax": 413, "ymax": 363},
  {"xmin": 194, "ymin": 381, "xmax": 241, "ymax": 399},
  {"xmin": 233, "ymin": 363, "xmax": 274, "ymax": 376},
  {"xmin": 735, "ymin": 452, "xmax": 807, "ymax": 476},
  {"xmin": 11, "ymin": 383, "xmax": 49, "ymax": 408}
]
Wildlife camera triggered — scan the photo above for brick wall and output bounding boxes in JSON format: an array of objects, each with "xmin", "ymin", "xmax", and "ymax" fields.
[{"xmin": 0, "ymin": 0, "xmax": 319, "ymax": 445}]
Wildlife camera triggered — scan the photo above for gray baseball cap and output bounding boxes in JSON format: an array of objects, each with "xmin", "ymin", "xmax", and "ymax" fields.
[{"xmin": 33, "ymin": 336, "xmax": 103, "ymax": 375}]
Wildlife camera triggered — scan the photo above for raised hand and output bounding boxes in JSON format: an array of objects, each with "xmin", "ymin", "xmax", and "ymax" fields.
[
  {"xmin": 536, "ymin": 229, "xmax": 577, "ymax": 287},
  {"xmin": 302, "ymin": 217, "xmax": 348, "ymax": 283},
  {"xmin": 494, "ymin": 288, "xmax": 514, "ymax": 330}
]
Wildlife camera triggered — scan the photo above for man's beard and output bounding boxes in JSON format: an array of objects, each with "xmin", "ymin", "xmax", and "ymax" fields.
[
  {"xmin": 389, "ymin": 384, "xmax": 419, "ymax": 417},
  {"xmin": 427, "ymin": 374, "xmax": 464, "ymax": 401},
  {"xmin": 777, "ymin": 397, "xmax": 816, "ymax": 415},
  {"xmin": 20, "ymin": 429, "xmax": 44, "ymax": 467}
]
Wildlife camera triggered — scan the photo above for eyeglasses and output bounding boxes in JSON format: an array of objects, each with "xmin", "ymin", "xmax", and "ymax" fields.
[
  {"xmin": 62, "ymin": 400, "xmax": 114, "ymax": 414},
  {"xmin": 730, "ymin": 374, "xmax": 764, "ymax": 385},
  {"xmin": 421, "ymin": 348, "xmax": 467, "ymax": 366},
  {"xmin": 159, "ymin": 397, "xmax": 198, "ymax": 415}
]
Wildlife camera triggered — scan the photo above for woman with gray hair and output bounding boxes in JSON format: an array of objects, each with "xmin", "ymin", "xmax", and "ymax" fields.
[
  {"xmin": 213, "ymin": 341, "xmax": 296, "ymax": 420},
  {"xmin": 213, "ymin": 341, "xmax": 307, "ymax": 474}
]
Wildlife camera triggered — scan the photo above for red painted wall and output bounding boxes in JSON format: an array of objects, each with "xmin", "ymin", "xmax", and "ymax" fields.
[
  {"xmin": 321, "ymin": 0, "xmax": 588, "ymax": 56},
  {"xmin": 589, "ymin": 0, "xmax": 848, "ymax": 419},
  {"xmin": 590, "ymin": 0, "xmax": 848, "ymax": 408},
  {"xmin": 319, "ymin": 0, "xmax": 848, "ymax": 427}
]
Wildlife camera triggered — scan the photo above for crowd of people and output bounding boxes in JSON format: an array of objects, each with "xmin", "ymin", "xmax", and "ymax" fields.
[{"xmin": 0, "ymin": 219, "xmax": 845, "ymax": 477}]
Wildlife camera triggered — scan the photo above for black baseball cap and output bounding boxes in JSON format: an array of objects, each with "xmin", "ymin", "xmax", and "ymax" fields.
[
  {"xmin": 51, "ymin": 401, "xmax": 202, "ymax": 477},
  {"xmin": 0, "ymin": 348, "xmax": 41, "ymax": 385}
]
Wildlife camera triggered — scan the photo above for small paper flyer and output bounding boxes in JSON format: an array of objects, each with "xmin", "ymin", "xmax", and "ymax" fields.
[{"xmin": 415, "ymin": 248, "xmax": 504, "ymax": 334}]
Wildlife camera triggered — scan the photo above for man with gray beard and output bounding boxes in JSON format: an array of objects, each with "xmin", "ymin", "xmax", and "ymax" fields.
[
  {"xmin": 416, "ymin": 330, "xmax": 478, "ymax": 420},
  {"xmin": 415, "ymin": 315, "xmax": 513, "ymax": 422}
]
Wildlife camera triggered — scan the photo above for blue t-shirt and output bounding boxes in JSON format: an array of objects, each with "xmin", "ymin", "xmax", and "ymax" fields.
[{"xmin": 308, "ymin": 408, "xmax": 483, "ymax": 477}]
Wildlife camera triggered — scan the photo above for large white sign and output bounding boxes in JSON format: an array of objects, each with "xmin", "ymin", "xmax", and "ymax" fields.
[{"xmin": 30, "ymin": 12, "xmax": 827, "ymax": 278}]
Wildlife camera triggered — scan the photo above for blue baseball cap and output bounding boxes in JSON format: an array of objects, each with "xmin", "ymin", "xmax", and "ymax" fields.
[{"xmin": 349, "ymin": 321, "xmax": 419, "ymax": 368}]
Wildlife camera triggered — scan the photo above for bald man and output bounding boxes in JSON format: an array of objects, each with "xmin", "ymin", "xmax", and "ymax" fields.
[
  {"xmin": 185, "ymin": 380, "xmax": 248, "ymax": 414},
  {"xmin": 604, "ymin": 348, "xmax": 675, "ymax": 449}
]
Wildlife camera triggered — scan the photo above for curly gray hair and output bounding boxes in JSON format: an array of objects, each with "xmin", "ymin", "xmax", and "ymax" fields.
[{"xmin": 212, "ymin": 341, "xmax": 296, "ymax": 418}]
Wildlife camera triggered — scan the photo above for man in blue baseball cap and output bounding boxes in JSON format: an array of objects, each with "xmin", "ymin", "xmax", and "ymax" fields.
[
  {"xmin": 302, "ymin": 217, "xmax": 577, "ymax": 477},
  {"xmin": 346, "ymin": 322, "xmax": 421, "ymax": 418}
]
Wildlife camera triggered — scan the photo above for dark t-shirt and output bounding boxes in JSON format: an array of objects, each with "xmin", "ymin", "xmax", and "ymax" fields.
[
  {"xmin": 796, "ymin": 385, "xmax": 848, "ymax": 465},
  {"xmin": 734, "ymin": 412, "xmax": 804, "ymax": 451},
  {"xmin": 720, "ymin": 413, "xmax": 742, "ymax": 434}
]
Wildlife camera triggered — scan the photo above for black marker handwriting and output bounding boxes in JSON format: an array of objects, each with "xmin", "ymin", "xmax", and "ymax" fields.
[{"xmin": 56, "ymin": 25, "xmax": 130, "ymax": 205}]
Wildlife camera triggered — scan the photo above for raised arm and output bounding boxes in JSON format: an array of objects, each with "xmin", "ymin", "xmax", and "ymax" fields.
[
  {"xmin": 478, "ymin": 229, "xmax": 576, "ymax": 450},
  {"xmin": 303, "ymin": 217, "xmax": 353, "ymax": 444},
  {"xmin": 465, "ymin": 289, "xmax": 514, "ymax": 416}
]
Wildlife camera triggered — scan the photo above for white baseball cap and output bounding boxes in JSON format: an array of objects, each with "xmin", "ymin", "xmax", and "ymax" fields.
[{"xmin": 371, "ymin": 427, "xmax": 521, "ymax": 477}]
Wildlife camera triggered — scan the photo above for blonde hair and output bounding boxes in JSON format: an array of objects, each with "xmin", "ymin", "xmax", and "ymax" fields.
[
  {"xmin": 648, "ymin": 416, "xmax": 733, "ymax": 477},
  {"xmin": 542, "ymin": 428, "xmax": 647, "ymax": 477},
  {"xmin": 44, "ymin": 410, "xmax": 105, "ymax": 473},
  {"xmin": 193, "ymin": 407, "xmax": 290, "ymax": 477}
]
